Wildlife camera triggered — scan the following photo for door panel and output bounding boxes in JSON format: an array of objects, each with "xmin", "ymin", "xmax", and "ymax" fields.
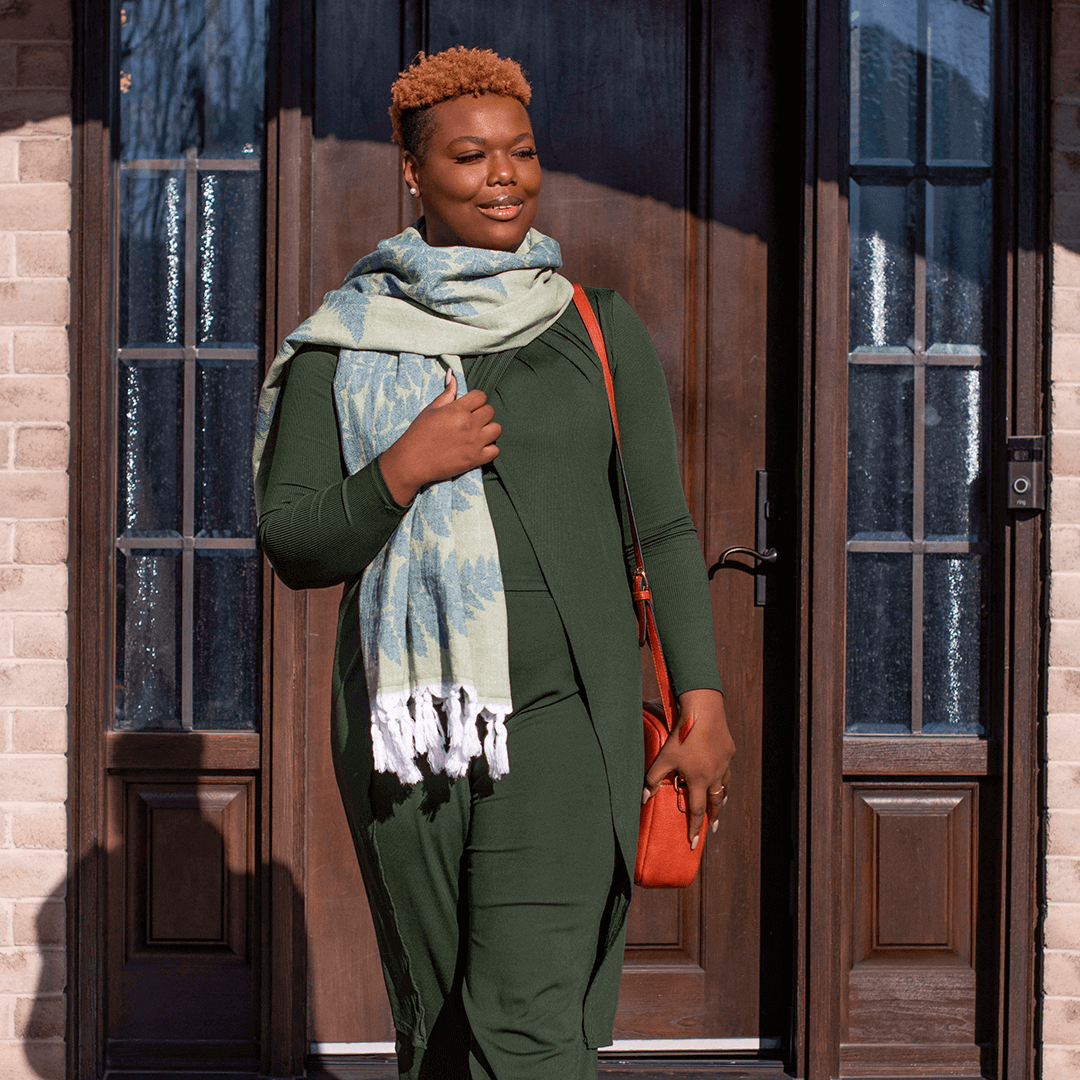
[{"xmin": 302, "ymin": 0, "xmax": 799, "ymax": 1054}]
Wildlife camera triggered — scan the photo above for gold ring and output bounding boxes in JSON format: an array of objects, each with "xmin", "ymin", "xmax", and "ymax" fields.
[{"xmin": 708, "ymin": 785, "xmax": 727, "ymax": 798}]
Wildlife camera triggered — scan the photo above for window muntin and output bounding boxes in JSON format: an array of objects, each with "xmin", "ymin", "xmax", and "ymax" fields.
[
  {"xmin": 844, "ymin": 0, "xmax": 993, "ymax": 736},
  {"xmin": 113, "ymin": 0, "xmax": 268, "ymax": 731}
]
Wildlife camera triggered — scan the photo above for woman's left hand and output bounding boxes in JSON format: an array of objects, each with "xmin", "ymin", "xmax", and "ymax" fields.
[{"xmin": 642, "ymin": 688, "xmax": 735, "ymax": 847}]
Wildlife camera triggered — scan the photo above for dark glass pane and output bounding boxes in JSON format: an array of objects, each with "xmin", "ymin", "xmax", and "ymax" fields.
[
  {"xmin": 850, "ymin": 0, "xmax": 917, "ymax": 163},
  {"xmin": 848, "ymin": 365, "xmax": 914, "ymax": 540},
  {"xmin": 925, "ymin": 366, "xmax": 985, "ymax": 541},
  {"xmin": 846, "ymin": 553, "xmax": 913, "ymax": 733},
  {"xmin": 118, "ymin": 359, "xmax": 183, "ymax": 534},
  {"xmin": 115, "ymin": 549, "xmax": 182, "ymax": 729},
  {"xmin": 193, "ymin": 551, "xmax": 261, "ymax": 730},
  {"xmin": 926, "ymin": 182, "xmax": 993, "ymax": 353},
  {"xmin": 849, "ymin": 182, "xmax": 917, "ymax": 352},
  {"xmin": 928, "ymin": 0, "xmax": 993, "ymax": 164},
  {"xmin": 923, "ymin": 554, "xmax": 986, "ymax": 734},
  {"xmin": 119, "ymin": 0, "xmax": 268, "ymax": 160},
  {"xmin": 197, "ymin": 171, "xmax": 263, "ymax": 346},
  {"xmin": 119, "ymin": 171, "xmax": 185, "ymax": 347},
  {"xmin": 195, "ymin": 359, "xmax": 258, "ymax": 535}
]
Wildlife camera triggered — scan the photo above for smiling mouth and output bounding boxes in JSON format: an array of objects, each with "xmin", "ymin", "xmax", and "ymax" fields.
[{"xmin": 477, "ymin": 197, "xmax": 524, "ymax": 220}]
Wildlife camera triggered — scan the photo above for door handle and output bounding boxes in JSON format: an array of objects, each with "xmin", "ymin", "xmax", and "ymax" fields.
[{"xmin": 707, "ymin": 546, "xmax": 777, "ymax": 578}]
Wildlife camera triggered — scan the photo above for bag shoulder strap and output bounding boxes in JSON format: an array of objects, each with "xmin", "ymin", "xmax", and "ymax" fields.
[{"xmin": 571, "ymin": 285, "xmax": 677, "ymax": 732}]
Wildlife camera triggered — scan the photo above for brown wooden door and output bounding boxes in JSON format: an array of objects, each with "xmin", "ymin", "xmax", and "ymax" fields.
[{"xmin": 292, "ymin": 0, "xmax": 804, "ymax": 1062}]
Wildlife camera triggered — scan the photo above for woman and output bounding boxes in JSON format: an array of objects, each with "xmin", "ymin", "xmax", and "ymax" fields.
[{"xmin": 254, "ymin": 46, "xmax": 735, "ymax": 1080}]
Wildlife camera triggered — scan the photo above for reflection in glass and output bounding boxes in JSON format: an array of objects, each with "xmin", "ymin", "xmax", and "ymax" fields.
[
  {"xmin": 848, "ymin": 365, "xmax": 914, "ymax": 540},
  {"xmin": 193, "ymin": 551, "xmax": 261, "ymax": 730},
  {"xmin": 850, "ymin": 0, "xmax": 918, "ymax": 163},
  {"xmin": 927, "ymin": 182, "xmax": 992, "ymax": 353},
  {"xmin": 925, "ymin": 367, "xmax": 985, "ymax": 541},
  {"xmin": 197, "ymin": 171, "xmax": 263, "ymax": 346},
  {"xmin": 118, "ymin": 359, "xmax": 183, "ymax": 534},
  {"xmin": 119, "ymin": 172, "xmax": 184, "ymax": 347},
  {"xmin": 115, "ymin": 550, "xmax": 182, "ymax": 729},
  {"xmin": 928, "ymin": 0, "xmax": 993, "ymax": 164},
  {"xmin": 195, "ymin": 359, "xmax": 258, "ymax": 535},
  {"xmin": 923, "ymin": 554, "xmax": 986, "ymax": 734},
  {"xmin": 119, "ymin": 0, "xmax": 269, "ymax": 160},
  {"xmin": 849, "ymin": 182, "xmax": 917, "ymax": 352},
  {"xmin": 846, "ymin": 553, "xmax": 913, "ymax": 733}
]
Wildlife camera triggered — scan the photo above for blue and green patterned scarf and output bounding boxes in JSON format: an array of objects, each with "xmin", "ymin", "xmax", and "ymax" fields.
[{"xmin": 254, "ymin": 224, "xmax": 573, "ymax": 783}]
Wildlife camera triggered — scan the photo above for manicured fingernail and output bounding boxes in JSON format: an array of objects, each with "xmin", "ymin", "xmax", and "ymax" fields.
[
  {"xmin": 444, "ymin": 368, "xmax": 452, "ymax": 386},
  {"xmin": 641, "ymin": 787, "xmax": 651, "ymax": 805},
  {"xmin": 711, "ymin": 818, "xmax": 719, "ymax": 833},
  {"xmin": 722, "ymin": 795, "xmax": 729, "ymax": 807},
  {"xmin": 691, "ymin": 834, "xmax": 699, "ymax": 851}
]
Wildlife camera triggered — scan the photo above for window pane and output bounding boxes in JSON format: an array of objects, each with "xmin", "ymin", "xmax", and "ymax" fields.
[
  {"xmin": 197, "ymin": 171, "xmax": 263, "ymax": 347},
  {"xmin": 115, "ymin": 550, "xmax": 182, "ymax": 729},
  {"xmin": 849, "ymin": 182, "xmax": 917, "ymax": 352},
  {"xmin": 195, "ymin": 359, "xmax": 258, "ymax": 536},
  {"xmin": 846, "ymin": 553, "xmax": 913, "ymax": 733},
  {"xmin": 848, "ymin": 365, "xmax": 914, "ymax": 541},
  {"xmin": 119, "ymin": 171, "xmax": 185, "ymax": 348},
  {"xmin": 926, "ymin": 182, "xmax": 993, "ymax": 353},
  {"xmin": 119, "ymin": 0, "xmax": 268, "ymax": 160},
  {"xmin": 118, "ymin": 359, "xmax": 183, "ymax": 535},
  {"xmin": 927, "ymin": 0, "xmax": 993, "ymax": 164},
  {"xmin": 850, "ymin": 0, "xmax": 918, "ymax": 163},
  {"xmin": 923, "ymin": 554, "xmax": 986, "ymax": 734},
  {"xmin": 925, "ymin": 366, "xmax": 985, "ymax": 541},
  {"xmin": 193, "ymin": 551, "xmax": 261, "ymax": 730}
]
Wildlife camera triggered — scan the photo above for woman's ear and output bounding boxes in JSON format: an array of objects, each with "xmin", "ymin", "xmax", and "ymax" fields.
[{"xmin": 402, "ymin": 153, "xmax": 420, "ymax": 198}]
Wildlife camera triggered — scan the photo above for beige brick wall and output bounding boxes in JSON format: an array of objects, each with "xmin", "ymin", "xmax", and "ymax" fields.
[
  {"xmin": 0, "ymin": 0, "xmax": 70, "ymax": 1077},
  {"xmin": 1048, "ymin": 3, "xmax": 1080, "ymax": 1078}
]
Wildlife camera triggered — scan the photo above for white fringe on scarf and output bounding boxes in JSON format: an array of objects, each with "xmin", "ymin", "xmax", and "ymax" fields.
[{"xmin": 371, "ymin": 683, "xmax": 511, "ymax": 785}]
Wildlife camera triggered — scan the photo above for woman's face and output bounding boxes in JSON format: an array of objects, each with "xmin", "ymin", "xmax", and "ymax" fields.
[{"xmin": 403, "ymin": 94, "xmax": 541, "ymax": 251}]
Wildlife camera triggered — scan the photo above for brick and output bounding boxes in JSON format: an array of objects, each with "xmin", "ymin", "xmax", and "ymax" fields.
[
  {"xmin": 0, "ymin": 474, "xmax": 67, "ymax": 518},
  {"xmin": 1056, "ymin": 103, "xmax": 1080, "ymax": 151},
  {"xmin": 1057, "ymin": 194, "xmax": 1080, "ymax": 243},
  {"xmin": 1056, "ymin": 152, "xmax": 1080, "ymax": 195},
  {"xmin": 15, "ymin": 45, "xmax": 70, "ymax": 90},
  {"xmin": 1053, "ymin": 336, "xmax": 1080, "ymax": 382},
  {"xmin": 0, "ymin": 232, "xmax": 13, "ymax": 278},
  {"xmin": 14, "ymin": 899, "xmax": 63, "ymax": 947},
  {"xmin": 1049, "ymin": 809, "xmax": 1080, "ymax": 855},
  {"xmin": 0, "ymin": 0, "xmax": 72, "ymax": 41},
  {"xmin": 0, "ymin": 329, "xmax": 10, "ymax": 373},
  {"xmin": 1056, "ymin": 526, "xmax": 1080, "ymax": 572},
  {"xmin": 0, "ymin": 898, "xmax": 12, "ymax": 945},
  {"xmin": 0, "ymin": 615, "xmax": 11, "ymax": 657},
  {"xmin": 11, "ymin": 712, "xmax": 64, "ymax": 754},
  {"xmin": 12, "ymin": 521, "xmax": 65, "ymax": 566},
  {"xmin": 0, "ymin": 523, "xmax": 12, "ymax": 563},
  {"xmin": 15, "ymin": 140, "xmax": 68, "ymax": 185},
  {"xmin": 0, "ymin": 378, "xmax": 67, "ymax": 422},
  {"xmin": 1056, "ymin": 288, "xmax": 1080, "ymax": 334},
  {"xmin": 1052, "ymin": 575, "xmax": 1080, "ymax": 619},
  {"xmin": 0, "ymin": 139, "xmax": 15, "ymax": 184},
  {"xmin": 1056, "ymin": 433, "xmax": 1080, "ymax": 480},
  {"xmin": 1056, "ymin": 9, "xmax": 1080, "ymax": 62},
  {"xmin": 1049, "ymin": 858, "xmax": 1080, "ymax": 903},
  {"xmin": 14, "ymin": 233, "xmax": 67, "ymax": 278},
  {"xmin": 0, "ymin": 662, "xmax": 65, "ymax": 707},
  {"xmin": 1053, "ymin": 475, "xmax": 1080, "ymax": 524},
  {"xmin": 0, "ymin": 423, "xmax": 11, "ymax": 468},
  {"xmin": 11, "ymin": 615, "xmax": 64, "ymax": 661},
  {"xmin": 1044, "ymin": 995, "xmax": 1080, "ymax": 1044},
  {"xmin": 0, "ymin": 184, "xmax": 67, "ymax": 232},
  {"xmin": 1051, "ymin": 762, "xmax": 1080, "ymax": 810},
  {"xmin": 1053, "ymin": 623, "xmax": 1080, "ymax": 669},
  {"xmin": 0, "ymin": 1040, "xmax": 64, "ymax": 1080},
  {"xmin": 1046, "ymin": 949, "xmax": 1080, "ymax": 995},
  {"xmin": 0, "ymin": 991, "xmax": 12, "ymax": 1037},
  {"xmin": 1050, "ymin": 668, "xmax": 1080, "ymax": 712},
  {"xmin": 13, "ymin": 426, "xmax": 66, "ymax": 470},
  {"xmin": 0, "ymin": 92, "xmax": 70, "ymax": 138},
  {"xmin": 0, "ymin": 279, "xmax": 68, "ymax": 325},
  {"xmin": 9, "ymin": 805, "xmax": 64, "ymax": 851},
  {"xmin": 14, "ymin": 991, "xmax": 63, "ymax": 1039},
  {"xmin": 0, "ymin": 42, "xmax": 15, "ymax": 89},
  {"xmin": 0, "ymin": 850, "xmax": 65, "ymax": 899},
  {"xmin": 1045, "ymin": 1047, "xmax": 1080, "ymax": 1080},
  {"xmin": 1055, "ymin": 48, "xmax": 1080, "ymax": 101},
  {"xmin": 0, "ymin": 948, "xmax": 63, "ymax": 997},
  {"xmin": 11, "ymin": 330, "xmax": 66, "ymax": 375},
  {"xmin": 0, "ymin": 567, "xmax": 65, "ymax": 611},
  {"xmin": 0, "ymin": 757, "xmax": 63, "ymax": 805}
]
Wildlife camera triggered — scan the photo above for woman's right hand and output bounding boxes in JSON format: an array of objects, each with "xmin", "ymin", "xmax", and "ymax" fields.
[{"xmin": 378, "ymin": 371, "xmax": 501, "ymax": 505}]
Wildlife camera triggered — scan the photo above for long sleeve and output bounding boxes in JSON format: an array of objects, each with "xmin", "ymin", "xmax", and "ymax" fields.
[
  {"xmin": 605, "ymin": 292, "xmax": 723, "ymax": 697},
  {"xmin": 256, "ymin": 346, "xmax": 410, "ymax": 590}
]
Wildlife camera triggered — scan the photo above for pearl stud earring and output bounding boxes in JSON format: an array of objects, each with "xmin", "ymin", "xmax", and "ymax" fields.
[{"xmin": 409, "ymin": 187, "xmax": 418, "ymax": 196}]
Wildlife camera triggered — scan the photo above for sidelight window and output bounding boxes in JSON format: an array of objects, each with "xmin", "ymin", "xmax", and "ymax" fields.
[
  {"xmin": 845, "ymin": 0, "xmax": 994, "ymax": 734},
  {"xmin": 112, "ymin": 0, "xmax": 268, "ymax": 730}
]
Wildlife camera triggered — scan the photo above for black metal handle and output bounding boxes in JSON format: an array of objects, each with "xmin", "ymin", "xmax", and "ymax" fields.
[{"xmin": 707, "ymin": 546, "xmax": 778, "ymax": 580}]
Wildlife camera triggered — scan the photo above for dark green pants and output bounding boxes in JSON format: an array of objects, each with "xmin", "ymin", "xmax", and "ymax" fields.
[{"xmin": 344, "ymin": 592, "xmax": 620, "ymax": 1079}]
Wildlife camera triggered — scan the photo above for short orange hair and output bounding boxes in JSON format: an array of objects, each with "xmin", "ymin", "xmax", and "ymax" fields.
[{"xmin": 389, "ymin": 46, "xmax": 532, "ymax": 156}]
